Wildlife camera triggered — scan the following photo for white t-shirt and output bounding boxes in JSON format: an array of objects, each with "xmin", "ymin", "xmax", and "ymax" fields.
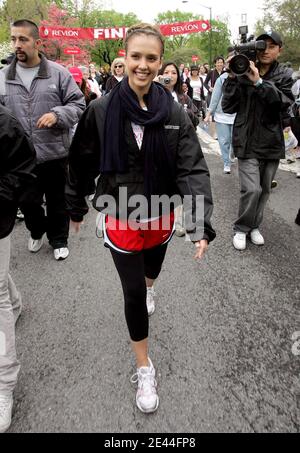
[
  {"xmin": 131, "ymin": 106, "xmax": 148, "ymax": 150},
  {"xmin": 189, "ymin": 79, "xmax": 202, "ymax": 101},
  {"xmin": 171, "ymin": 91, "xmax": 178, "ymax": 102},
  {"xmin": 131, "ymin": 122, "xmax": 144, "ymax": 150},
  {"xmin": 214, "ymin": 111, "xmax": 236, "ymax": 124},
  {"xmin": 87, "ymin": 79, "xmax": 101, "ymax": 98}
]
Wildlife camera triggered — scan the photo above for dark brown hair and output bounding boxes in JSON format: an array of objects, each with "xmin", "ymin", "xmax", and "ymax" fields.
[
  {"xmin": 11, "ymin": 19, "xmax": 40, "ymax": 40},
  {"xmin": 160, "ymin": 61, "xmax": 183, "ymax": 94},
  {"xmin": 124, "ymin": 23, "xmax": 164, "ymax": 56}
]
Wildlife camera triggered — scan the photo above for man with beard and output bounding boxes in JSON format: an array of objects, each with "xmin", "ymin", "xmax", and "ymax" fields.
[{"xmin": 0, "ymin": 19, "xmax": 85, "ymax": 261}]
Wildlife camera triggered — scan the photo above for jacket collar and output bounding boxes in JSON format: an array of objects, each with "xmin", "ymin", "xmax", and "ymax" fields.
[
  {"xmin": 6, "ymin": 53, "xmax": 50, "ymax": 81},
  {"xmin": 258, "ymin": 60, "xmax": 279, "ymax": 79}
]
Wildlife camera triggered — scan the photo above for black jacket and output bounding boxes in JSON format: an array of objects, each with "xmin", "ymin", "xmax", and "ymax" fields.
[
  {"xmin": 222, "ymin": 61, "xmax": 294, "ymax": 159},
  {"xmin": 0, "ymin": 105, "xmax": 36, "ymax": 239},
  {"xmin": 177, "ymin": 92, "xmax": 199, "ymax": 129},
  {"xmin": 66, "ymin": 94, "xmax": 216, "ymax": 243},
  {"xmin": 204, "ymin": 69, "xmax": 223, "ymax": 92},
  {"xmin": 105, "ymin": 76, "xmax": 121, "ymax": 94}
]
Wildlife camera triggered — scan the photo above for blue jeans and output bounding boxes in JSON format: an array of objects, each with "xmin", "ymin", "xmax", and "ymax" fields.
[{"xmin": 215, "ymin": 122, "xmax": 233, "ymax": 167}]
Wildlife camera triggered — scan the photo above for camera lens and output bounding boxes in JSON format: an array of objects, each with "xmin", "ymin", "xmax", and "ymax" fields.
[
  {"xmin": 229, "ymin": 54, "xmax": 250, "ymax": 76},
  {"xmin": 158, "ymin": 76, "xmax": 171, "ymax": 85}
]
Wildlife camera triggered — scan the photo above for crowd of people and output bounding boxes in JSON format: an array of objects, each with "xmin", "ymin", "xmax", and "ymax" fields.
[{"xmin": 0, "ymin": 18, "xmax": 299, "ymax": 432}]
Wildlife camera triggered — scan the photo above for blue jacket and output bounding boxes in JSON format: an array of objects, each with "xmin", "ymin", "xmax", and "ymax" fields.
[{"xmin": 208, "ymin": 72, "xmax": 236, "ymax": 122}]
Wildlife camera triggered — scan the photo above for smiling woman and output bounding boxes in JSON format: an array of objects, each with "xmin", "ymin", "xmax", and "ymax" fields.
[
  {"xmin": 66, "ymin": 22, "xmax": 215, "ymax": 416},
  {"xmin": 124, "ymin": 24, "xmax": 163, "ymax": 102},
  {"xmin": 105, "ymin": 57, "xmax": 125, "ymax": 93}
]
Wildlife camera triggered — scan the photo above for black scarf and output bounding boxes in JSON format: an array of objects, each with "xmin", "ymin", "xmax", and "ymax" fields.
[{"xmin": 101, "ymin": 77, "xmax": 175, "ymax": 200}]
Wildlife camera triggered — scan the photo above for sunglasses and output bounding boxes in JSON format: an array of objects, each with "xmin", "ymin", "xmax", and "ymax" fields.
[{"xmin": 115, "ymin": 65, "xmax": 124, "ymax": 68}]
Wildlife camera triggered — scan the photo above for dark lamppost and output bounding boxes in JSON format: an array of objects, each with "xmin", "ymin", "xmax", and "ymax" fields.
[{"xmin": 182, "ymin": 1, "xmax": 213, "ymax": 66}]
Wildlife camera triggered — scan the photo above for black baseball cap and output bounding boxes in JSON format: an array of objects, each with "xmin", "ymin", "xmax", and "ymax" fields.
[{"xmin": 256, "ymin": 31, "xmax": 282, "ymax": 47}]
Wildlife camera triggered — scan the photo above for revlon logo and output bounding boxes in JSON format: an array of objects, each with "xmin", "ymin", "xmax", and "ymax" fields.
[
  {"xmin": 52, "ymin": 29, "xmax": 79, "ymax": 37},
  {"xmin": 171, "ymin": 24, "xmax": 200, "ymax": 33}
]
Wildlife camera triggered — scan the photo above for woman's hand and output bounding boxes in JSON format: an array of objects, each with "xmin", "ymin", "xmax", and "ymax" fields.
[
  {"xmin": 204, "ymin": 112, "xmax": 211, "ymax": 123},
  {"xmin": 194, "ymin": 239, "xmax": 208, "ymax": 260}
]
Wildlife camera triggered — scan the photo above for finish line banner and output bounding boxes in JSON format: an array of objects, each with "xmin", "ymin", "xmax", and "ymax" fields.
[{"xmin": 39, "ymin": 20, "xmax": 210, "ymax": 41}]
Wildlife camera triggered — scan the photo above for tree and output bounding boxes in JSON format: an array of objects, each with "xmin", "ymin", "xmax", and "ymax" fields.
[
  {"xmin": 255, "ymin": 0, "xmax": 300, "ymax": 67},
  {"xmin": 75, "ymin": 8, "xmax": 139, "ymax": 66},
  {"xmin": 154, "ymin": 10, "xmax": 199, "ymax": 53},
  {"xmin": 164, "ymin": 47, "xmax": 202, "ymax": 67},
  {"xmin": 195, "ymin": 19, "xmax": 231, "ymax": 62},
  {"xmin": 0, "ymin": 0, "xmax": 51, "ymax": 42},
  {"xmin": 154, "ymin": 10, "xmax": 230, "ymax": 64},
  {"xmin": 0, "ymin": 41, "xmax": 13, "ymax": 63},
  {"xmin": 40, "ymin": 3, "xmax": 91, "ymax": 65}
]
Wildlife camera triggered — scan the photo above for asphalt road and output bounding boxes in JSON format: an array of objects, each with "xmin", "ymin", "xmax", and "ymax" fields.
[{"xmin": 7, "ymin": 146, "xmax": 300, "ymax": 433}]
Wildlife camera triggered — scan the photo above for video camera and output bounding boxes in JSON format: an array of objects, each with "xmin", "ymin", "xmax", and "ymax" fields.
[{"xmin": 228, "ymin": 26, "xmax": 266, "ymax": 76}]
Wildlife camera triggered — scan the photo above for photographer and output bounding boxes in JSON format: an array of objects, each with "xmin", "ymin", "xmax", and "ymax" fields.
[
  {"xmin": 222, "ymin": 31, "xmax": 294, "ymax": 250},
  {"xmin": 159, "ymin": 62, "xmax": 199, "ymax": 129}
]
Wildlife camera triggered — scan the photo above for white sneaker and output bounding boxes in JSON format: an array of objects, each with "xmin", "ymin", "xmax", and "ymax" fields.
[
  {"xmin": 0, "ymin": 393, "xmax": 13, "ymax": 433},
  {"xmin": 28, "ymin": 235, "xmax": 44, "ymax": 253},
  {"xmin": 131, "ymin": 358, "xmax": 159, "ymax": 413},
  {"xmin": 175, "ymin": 225, "xmax": 185, "ymax": 237},
  {"xmin": 96, "ymin": 212, "xmax": 105, "ymax": 238},
  {"xmin": 16, "ymin": 208, "xmax": 24, "ymax": 220},
  {"xmin": 233, "ymin": 232, "xmax": 246, "ymax": 250},
  {"xmin": 250, "ymin": 229, "xmax": 264, "ymax": 245},
  {"xmin": 146, "ymin": 287, "xmax": 155, "ymax": 316},
  {"xmin": 54, "ymin": 247, "xmax": 69, "ymax": 261},
  {"xmin": 296, "ymin": 172, "xmax": 300, "ymax": 178},
  {"xmin": 224, "ymin": 165, "xmax": 231, "ymax": 174}
]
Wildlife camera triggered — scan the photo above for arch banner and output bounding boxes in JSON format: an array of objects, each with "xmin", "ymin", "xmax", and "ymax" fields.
[{"xmin": 39, "ymin": 20, "xmax": 211, "ymax": 41}]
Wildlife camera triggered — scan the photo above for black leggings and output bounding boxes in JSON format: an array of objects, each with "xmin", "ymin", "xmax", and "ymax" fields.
[{"xmin": 110, "ymin": 244, "xmax": 168, "ymax": 341}]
